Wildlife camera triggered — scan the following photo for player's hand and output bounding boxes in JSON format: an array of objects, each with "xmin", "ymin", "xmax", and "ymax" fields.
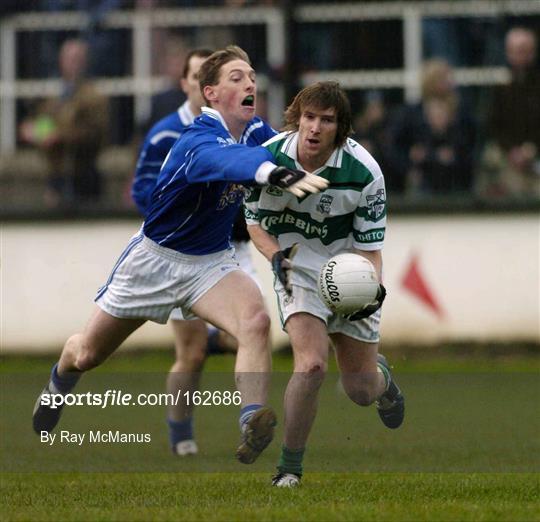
[
  {"xmin": 268, "ymin": 166, "xmax": 329, "ymax": 197},
  {"xmin": 271, "ymin": 243, "xmax": 299, "ymax": 295},
  {"xmin": 345, "ymin": 284, "xmax": 387, "ymax": 321}
]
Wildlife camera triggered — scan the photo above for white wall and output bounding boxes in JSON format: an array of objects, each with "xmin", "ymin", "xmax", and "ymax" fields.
[{"xmin": 1, "ymin": 215, "xmax": 538, "ymax": 353}]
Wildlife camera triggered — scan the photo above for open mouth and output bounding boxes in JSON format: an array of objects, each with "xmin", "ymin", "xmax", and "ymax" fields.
[
  {"xmin": 307, "ymin": 138, "xmax": 320, "ymax": 145},
  {"xmin": 241, "ymin": 95, "xmax": 254, "ymax": 107}
]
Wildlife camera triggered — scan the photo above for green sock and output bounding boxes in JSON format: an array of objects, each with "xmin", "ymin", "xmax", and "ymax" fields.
[{"xmin": 277, "ymin": 445, "xmax": 305, "ymax": 476}]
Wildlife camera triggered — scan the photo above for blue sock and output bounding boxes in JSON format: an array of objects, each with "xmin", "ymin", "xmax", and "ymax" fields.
[
  {"xmin": 168, "ymin": 418, "xmax": 194, "ymax": 446},
  {"xmin": 50, "ymin": 363, "xmax": 80, "ymax": 394},
  {"xmin": 239, "ymin": 403, "xmax": 262, "ymax": 431}
]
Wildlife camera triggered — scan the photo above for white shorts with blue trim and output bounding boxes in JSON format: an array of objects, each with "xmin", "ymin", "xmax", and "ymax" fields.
[
  {"xmin": 274, "ymin": 280, "xmax": 381, "ymax": 344},
  {"xmin": 95, "ymin": 233, "xmax": 241, "ymax": 324},
  {"xmin": 167, "ymin": 239, "xmax": 261, "ymax": 322}
]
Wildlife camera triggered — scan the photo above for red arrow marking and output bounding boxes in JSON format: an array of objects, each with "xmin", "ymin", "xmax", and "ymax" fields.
[{"xmin": 401, "ymin": 254, "xmax": 444, "ymax": 318}]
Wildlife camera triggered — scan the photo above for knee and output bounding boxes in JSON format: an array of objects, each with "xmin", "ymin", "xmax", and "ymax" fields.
[
  {"xmin": 174, "ymin": 347, "xmax": 206, "ymax": 372},
  {"xmin": 240, "ymin": 309, "xmax": 271, "ymax": 341},
  {"xmin": 295, "ymin": 358, "xmax": 327, "ymax": 378}
]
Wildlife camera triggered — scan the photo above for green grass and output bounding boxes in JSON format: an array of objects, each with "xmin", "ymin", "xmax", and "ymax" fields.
[
  {"xmin": 2, "ymin": 473, "xmax": 538, "ymax": 521},
  {"xmin": 1, "ymin": 351, "xmax": 539, "ymax": 520}
]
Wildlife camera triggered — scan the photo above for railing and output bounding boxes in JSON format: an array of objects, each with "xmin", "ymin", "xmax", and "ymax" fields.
[
  {"xmin": 0, "ymin": 6, "xmax": 284, "ymax": 151},
  {"xmin": 1, "ymin": 0, "xmax": 540, "ymax": 152}
]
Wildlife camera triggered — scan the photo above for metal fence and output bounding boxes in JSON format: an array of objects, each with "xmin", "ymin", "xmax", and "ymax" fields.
[{"xmin": 2, "ymin": 0, "xmax": 540, "ymax": 152}]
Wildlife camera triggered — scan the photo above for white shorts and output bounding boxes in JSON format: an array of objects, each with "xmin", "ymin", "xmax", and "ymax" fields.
[
  {"xmin": 231, "ymin": 240, "xmax": 262, "ymax": 291},
  {"xmin": 274, "ymin": 280, "xmax": 381, "ymax": 344},
  {"xmin": 168, "ymin": 240, "xmax": 261, "ymax": 322},
  {"xmin": 95, "ymin": 233, "xmax": 241, "ymax": 324}
]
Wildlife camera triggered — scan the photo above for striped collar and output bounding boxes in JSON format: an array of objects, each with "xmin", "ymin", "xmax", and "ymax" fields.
[
  {"xmin": 177, "ymin": 101, "xmax": 197, "ymax": 126},
  {"xmin": 240, "ymin": 119, "xmax": 264, "ymax": 144},
  {"xmin": 280, "ymin": 131, "xmax": 343, "ymax": 171},
  {"xmin": 201, "ymin": 106, "xmax": 234, "ymax": 140},
  {"xmin": 200, "ymin": 107, "xmax": 264, "ymax": 145}
]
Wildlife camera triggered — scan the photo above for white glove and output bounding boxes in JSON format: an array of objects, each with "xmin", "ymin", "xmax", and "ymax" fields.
[{"xmin": 267, "ymin": 166, "xmax": 329, "ymax": 197}]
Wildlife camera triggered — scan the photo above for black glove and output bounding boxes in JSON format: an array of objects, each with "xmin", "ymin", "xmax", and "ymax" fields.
[
  {"xmin": 268, "ymin": 166, "xmax": 306, "ymax": 188},
  {"xmin": 271, "ymin": 243, "xmax": 299, "ymax": 295},
  {"xmin": 345, "ymin": 284, "xmax": 387, "ymax": 321}
]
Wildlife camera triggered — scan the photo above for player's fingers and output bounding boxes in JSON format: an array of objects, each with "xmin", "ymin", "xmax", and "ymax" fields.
[
  {"xmin": 304, "ymin": 173, "xmax": 329, "ymax": 190},
  {"xmin": 297, "ymin": 175, "xmax": 329, "ymax": 194},
  {"xmin": 291, "ymin": 180, "xmax": 318, "ymax": 194},
  {"xmin": 287, "ymin": 185, "xmax": 306, "ymax": 197}
]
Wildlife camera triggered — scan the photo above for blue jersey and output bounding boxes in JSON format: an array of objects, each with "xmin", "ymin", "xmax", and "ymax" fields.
[
  {"xmin": 142, "ymin": 107, "xmax": 276, "ymax": 255},
  {"xmin": 132, "ymin": 101, "xmax": 196, "ymax": 214}
]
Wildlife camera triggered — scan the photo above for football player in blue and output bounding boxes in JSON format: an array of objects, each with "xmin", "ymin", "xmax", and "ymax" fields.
[
  {"xmin": 132, "ymin": 48, "xmax": 277, "ymax": 457},
  {"xmin": 33, "ymin": 46, "xmax": 328, "ymax": 465}
]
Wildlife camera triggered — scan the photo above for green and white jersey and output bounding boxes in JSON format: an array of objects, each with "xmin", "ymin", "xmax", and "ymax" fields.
[{"xmin": 245, "ymin": 131, "xmax": 387, "ymax": 288}]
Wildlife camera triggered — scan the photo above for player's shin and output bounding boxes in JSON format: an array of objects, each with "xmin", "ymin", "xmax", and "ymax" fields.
[
  {"xmin": 234, "ymin": 341, "xmax": 276, "ymax": 464},
  {"xmin": 166, "ymin": 368, "xmax": 201, "ymax": 454}
]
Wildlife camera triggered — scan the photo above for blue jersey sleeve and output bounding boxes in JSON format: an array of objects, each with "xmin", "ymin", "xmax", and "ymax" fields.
[
  {"xmin": 131, "ymin": 129, "xmax": 180, "ymax": 215},
  {"xmin": 163, "ymin": 136, "xmax": 274, "ymax": 185}
]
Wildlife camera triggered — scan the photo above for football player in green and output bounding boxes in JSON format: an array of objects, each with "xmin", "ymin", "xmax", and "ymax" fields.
[{"xmin": 245, "ymin": 81, "xmax": 405, "ymax": 487}]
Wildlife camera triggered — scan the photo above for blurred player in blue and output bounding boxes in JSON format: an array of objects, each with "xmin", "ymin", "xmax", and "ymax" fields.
[
  {"xmin": 33, "ymin": 45, "xmax": 328, "ymax": 464},
  {"xmin": 132, "ymin": 48, "xmax": 276, "ymax": 456}
]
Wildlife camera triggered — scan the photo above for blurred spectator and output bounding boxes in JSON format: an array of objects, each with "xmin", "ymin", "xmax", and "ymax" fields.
[
  {"xmin": 482, "ymin": 27, "xmax": 540, "ymax": 198},
  {"xmin": 423, "ymin": 18, "xmax": 461, "ymax": 65},
  {"xmin": 388, "ymin": 59, "xmax": 476, "ymax": 195},
  {"xmin": 352, "ymin": 91, "xmax": 396, "ymax": 191},
  {"xmin": 81, "ymin": 0, "xmax": 129, "ymax": 77},
  {"xmin": 423, "ymin": 17, "xmax": 505, "ymax": 68},
  {"xmin": 19, "ymin": 39, "xmax": 109, "ymax": 208},
  {"xmin": 16, "ymin": 0, "xmax": 128, "ymax": 79},
  {"xmin": 147, "ymin": 36, "xmax": 188, "ymax": 126}
]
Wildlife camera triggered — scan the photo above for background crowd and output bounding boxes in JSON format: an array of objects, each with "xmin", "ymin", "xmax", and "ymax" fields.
[{"xmin": 1, "ymin": 1, "xmax": 539, "ymax": 212}]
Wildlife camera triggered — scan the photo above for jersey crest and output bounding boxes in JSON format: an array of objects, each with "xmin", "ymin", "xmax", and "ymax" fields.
[
  {"xmin": 266, "ymin": 185, "xmax": 283, "ymax": 197},
  {"xmin": 316, "ymin": 194, "xmax": 334, "ymax": 215},
  {"xmin": 366, "ymin": 189, "xmax": 386, "ymax": 221},
  {"xmin": 217, "ymin": 184, "xmax": 246, "ymax": 210}
]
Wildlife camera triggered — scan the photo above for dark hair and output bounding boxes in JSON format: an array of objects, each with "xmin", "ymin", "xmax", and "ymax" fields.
[
  {"xmin": 283, "ymin": 81, "xmax": 353, "ymax": 146},
  {"xmin": 181, "ymin": 48, "xmax": 214, "ymax": 79},
  {"xmin": 198, "ymin": 45, "xmax": 251, "ymax": 104}
]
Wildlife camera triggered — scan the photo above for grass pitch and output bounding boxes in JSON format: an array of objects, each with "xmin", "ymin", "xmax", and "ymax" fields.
[
  {"xmin": 2, "ymin": 472, "xmax": 537, "ymax": 521},
  {"xmin": 1, "ymin": 350, "xmax": 539, "ymax": 521}
]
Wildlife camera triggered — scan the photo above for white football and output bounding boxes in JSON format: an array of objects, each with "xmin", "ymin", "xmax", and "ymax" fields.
[{"xmin": 318, "ymin": 253, "xmax": 379, "ymax": 314}]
